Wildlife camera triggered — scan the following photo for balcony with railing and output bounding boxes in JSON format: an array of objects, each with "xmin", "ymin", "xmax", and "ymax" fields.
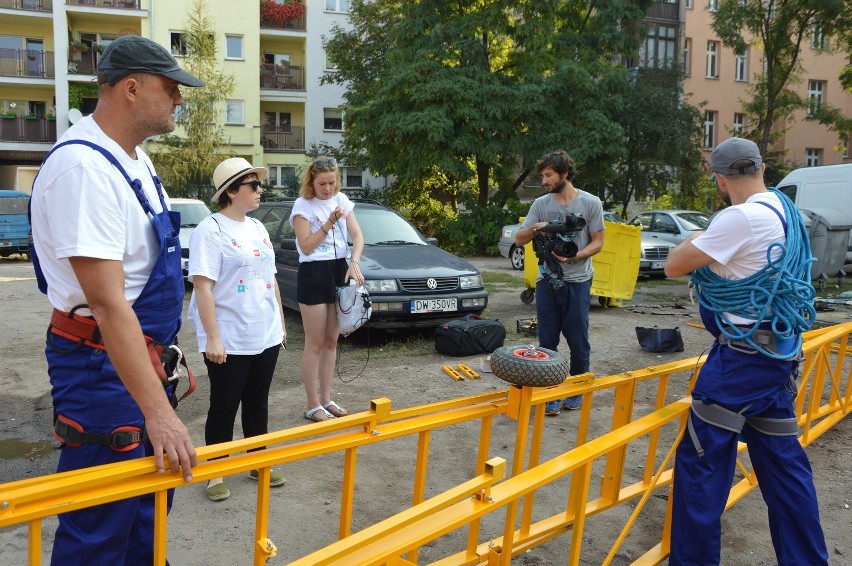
[
  {"xmin": 261, "ymin": 125, "xmax": 304, "ymax": 152},
  {"xmin": 0, "ymin": 0, "xmax": 53, "ymax": 11},
  {"xmin": 0, "ymin": 116, "xmax": 57, "ymax": 143},
  {"xmin": 66, "ymin": 0, "xmax": 140, "ymax": 8},
  {"xmin": 68, "ymin": 47, "xmax": 99, "ymax": 76},
  {"xmin": 646, "ymin": 0, "xmax": 681, "ymax": 22},
  {"xmin": 259, "ymin": 1, "xmax": 306, "ymax": 32},
  {"xmin": 260, "ymin": 63, "xmax": 304, "ymax": 91},
  {"xmin": 0, "ymin": 49, "xmax": 54, "ymax": 78}
]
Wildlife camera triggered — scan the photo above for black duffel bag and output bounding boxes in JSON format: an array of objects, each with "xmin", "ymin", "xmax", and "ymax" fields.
[
  {"xmin": 435, "ymin": 315, "xmax": 506, "ymax": 356},
  {"xmin": 635, "ymin": 326, "xmax": 684, "ymax": 353}
]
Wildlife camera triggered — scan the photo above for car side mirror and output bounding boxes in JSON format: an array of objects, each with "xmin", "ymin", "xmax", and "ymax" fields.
[{"xmin": 426, "ymin": 237, "xmax": 438, "ymax": 245}]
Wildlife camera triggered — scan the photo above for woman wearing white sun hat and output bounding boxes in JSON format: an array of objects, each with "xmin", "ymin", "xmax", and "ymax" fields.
[{"xmin": 187, "ymin": 157, "xmax": 287, "ymax": 501}]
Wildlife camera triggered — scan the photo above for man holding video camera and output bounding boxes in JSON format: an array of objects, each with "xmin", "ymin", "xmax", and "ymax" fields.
[{"xmin": 515, "ymin": 150, "xmax": 605, "ymax": 415}]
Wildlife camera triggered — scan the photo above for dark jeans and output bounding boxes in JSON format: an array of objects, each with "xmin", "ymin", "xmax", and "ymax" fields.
[
  {"xmin": 535, "ymin": 278, "xmax": 591, "ymax": 403},
  {"xmin": 204, "ymin": 345, "xmax": 280, "ymax": 453}
]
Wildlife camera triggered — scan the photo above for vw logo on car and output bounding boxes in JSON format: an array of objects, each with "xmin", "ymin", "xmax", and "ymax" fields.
[{"xmin": 427, "ymin": 278, "xmax": 438, "ymax": 289}]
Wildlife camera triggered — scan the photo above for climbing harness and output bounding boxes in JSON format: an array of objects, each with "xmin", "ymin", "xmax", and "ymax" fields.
[
  {"xmin": 53, "ymin": 414, "xmax": 148, "ymax": 453},
  {"xmin": 687, "ymin": 399, "xmax": 800, "ymax": 457},
  {"xmin": 47, "ymin": 305, "xmax": 196, "ymax": 407},
  {"xmin": 691, "ymin": 189, "xmax": 816, "ymax": 359}
]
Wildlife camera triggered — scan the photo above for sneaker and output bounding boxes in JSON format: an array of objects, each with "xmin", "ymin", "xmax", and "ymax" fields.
[
  {"xmin": 562, "ymin": 396, "xmax": 582, "ymax": 410},
  {"xmin": 545, "ymin": 400, "xmax": 561, "ymax": 416},
  {"xmin": 249, "ymin": 469, "xmax": 287, "ymax": 487},
  {"xmin": 206, "ymin": 481, "xmax": 230, "ymax": 502}
]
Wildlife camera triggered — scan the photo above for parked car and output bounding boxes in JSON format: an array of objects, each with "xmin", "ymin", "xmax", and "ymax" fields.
[
  {"xmin": 497, "ymin": 211, "xmax": 674, "ymax": 276},
  {"xmin": 627, "ymin": 210, "xmax": 711, "ymax": 246},
  {"xmin": 0, "ymin": 189, "xmax": 32, "ymax": 259},
  {"xmin": 170, "ymin": 198, "xmax": 212, "ymax": 280},
  {"xmin": 248, "ymin": 199, "xmax": 489, "ymax": 329}
]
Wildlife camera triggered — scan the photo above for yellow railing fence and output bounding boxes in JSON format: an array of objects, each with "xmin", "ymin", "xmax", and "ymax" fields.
[{"xmin": 1, "ymin": 322, "xmax": 849, "ymax": 564}]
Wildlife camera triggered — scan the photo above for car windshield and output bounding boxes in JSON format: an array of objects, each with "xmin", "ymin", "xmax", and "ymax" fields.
[
  {"xmin": 352, "ymin": 207, "xmax": 427, "ymax": 246},
  {"xmin": 172, "ymin": 203, "xmax": 212, "ymax": 227},
  {"xmin": 675, "ymin": 212, "xmax": 711, "ymax": 231}
]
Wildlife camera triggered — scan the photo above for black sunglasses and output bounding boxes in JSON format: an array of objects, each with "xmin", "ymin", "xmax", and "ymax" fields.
[
  {"xmin": 313, "ymin": 158, "xmax": 337, "ymax": 170},
  {"xmin": 239, "ymin": 179, "xmax": 262, "ymax": 191}
]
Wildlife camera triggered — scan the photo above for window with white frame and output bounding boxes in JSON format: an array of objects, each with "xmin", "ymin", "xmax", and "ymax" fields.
[
  {"xmin": 267, "ymin": 165, "xmax": 297, "ymax": 188},
  {"xmin": 733, "ymin": 113, "xmax": 745, "ymax": 134},
  {"xmin": 683, "ymin": 38, "xmax": 692, "ymax": 75},
  {"xmin": 704, "ymin": 111, "xmax": 717, "ymax": 149},
  {"xmin": 811, "ymin": 22, "xmax": 827, "ymax": 50},
  {"xmin": 805, "ymin": 148, "xmax": 821, "ymax": 167},
  {"xmin": 324, "ymin": 49, "xmax": 337, "ymax": 71},
  {"xmin": 686, "ymin": 0, "xmax": 693, "ymax": 8},
  {"xmin": 706, "ymin": 41, "xmax": 719, "ymax": 78},
  {"xmin": 807, "ymin": 80, "xmax": 825, "ymax": 116},
  {"xmin": 344, "ymin": 168, "xmax": 363, "ymax": 189},
  {"xmin": 735, "ymin": 49, "xmax": 748, "ymax": 81},
  {"xmin": 323, "ymin": 108, "xmax": 343, "ymax": 131},
  {"xmin": 225, "ymin": 35, "xmax": 243, "ymax": 59},
  {"xmin": 708, "ymin": 0, "xmax": 719, "ymax": 11},
  {"xmin": 264, "ymin": 111, "xmax": 291, "ymax": 132},
  {"xmin": 170, "ymin": 32, "xmax": 187, "ymax": 56},
  {"xmin": 325, "ymin": 0, "xmax": 350, "ymax": 13},
  {"xmin": 225, "ymin": 100, "xmax": 244, "ymax": 125}
]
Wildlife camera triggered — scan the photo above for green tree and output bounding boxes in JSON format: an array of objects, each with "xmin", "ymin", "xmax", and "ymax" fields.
[
  {"xmin": 607, "ymin": 66, "xmax": 706, "ymax": 219},
  {"xmin": 323, "ymin": 0, "xmax": 653, "ymax": 209},
  {"xmin": 149, "ymin": 0, "xmax": 235, "ymax": 201},
  {"xmin": 711, "ymin": 0, "xmax": 851, "ymax": 162}
]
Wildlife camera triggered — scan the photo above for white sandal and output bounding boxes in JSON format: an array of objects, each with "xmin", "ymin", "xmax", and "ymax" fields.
[
  {"xmin": 304, "ymin": 405, "xmax": 334, "ymax": 422},
  {"xmin": 323, "ymin": 401, "xmax": 348, "ymax": 417}
]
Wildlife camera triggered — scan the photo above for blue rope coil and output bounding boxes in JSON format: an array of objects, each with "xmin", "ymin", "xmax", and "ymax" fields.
[{"xmin": 691, "ymin": 189, "xmax": 816, "ymax": 359}]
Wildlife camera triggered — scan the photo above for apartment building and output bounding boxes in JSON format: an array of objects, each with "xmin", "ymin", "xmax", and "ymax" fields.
[
  {"xmin": 680, "ymin": 0, "xmax": 851, "ymax": 168},
  {"xmin": 0, "ymin": 0, "xmax": 384, "ymax": 193}
]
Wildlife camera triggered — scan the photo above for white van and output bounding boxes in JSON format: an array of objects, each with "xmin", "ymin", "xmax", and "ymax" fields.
[
  {"xmin": 170, "ymin": 198, "xmax": 212, "ymax": 280},
  {"xmin": 776, "ymin": 163, "xmax": 852, "ymax": 266}
]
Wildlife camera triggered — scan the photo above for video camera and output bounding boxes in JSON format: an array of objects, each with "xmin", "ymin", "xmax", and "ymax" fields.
[{"xmin": 533, "ymin": 213, "xmax": 586, "ymax": 261}]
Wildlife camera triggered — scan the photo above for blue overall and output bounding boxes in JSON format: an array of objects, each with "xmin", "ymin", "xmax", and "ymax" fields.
[
  {"xmin": 669, "ymin": 312, "xmax": 828, "ymax": 562},
  {"xmin": 35, "ymin": 141, "xmax": 184, "ymax": 565}
]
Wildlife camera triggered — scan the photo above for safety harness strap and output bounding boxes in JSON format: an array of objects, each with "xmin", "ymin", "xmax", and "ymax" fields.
[
  {"xmin": 717, "ymin": 328, "xmax": 778, "ymax": 355},
  {"xmin": 53, "ymin": 414, "xmax": 148, "ymax": 453},
  {"xmin": 687, "ymin": 399, "xmax": 799, "ymax": 457}
]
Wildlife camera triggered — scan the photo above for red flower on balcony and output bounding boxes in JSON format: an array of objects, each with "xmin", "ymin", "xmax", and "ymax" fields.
[{"xmin": 260, "ymin": 0, "xmax": 305, "ymax": 24}]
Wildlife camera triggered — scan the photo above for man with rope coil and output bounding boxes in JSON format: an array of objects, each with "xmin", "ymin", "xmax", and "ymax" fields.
[{"xmin": 664, "ymin": 137, "xmax": 828, "ymax": 565}]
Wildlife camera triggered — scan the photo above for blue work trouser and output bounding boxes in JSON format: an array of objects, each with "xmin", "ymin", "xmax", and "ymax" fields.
[
  {"xmin": 535, "ymin": 278, "xmax": 591, "ymax": 404},
  {"xmin": 48, "ymin": 337, "xmax": 174, "ymax": 566},
  {"xmin": 670, "ymin": 391, "xmax": 828, "ymax": 566}
]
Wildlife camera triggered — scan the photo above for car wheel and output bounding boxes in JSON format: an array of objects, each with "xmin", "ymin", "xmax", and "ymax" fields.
[
  {"xmin": 510, "ymin": 245, "xmax": 524, "ymax": 270},
  {"xmin": 490, "ymin": 345, "xmax": 569, "ymax": 387},
  {"xmin": 520, "ymin": 288, "xmax": 535, "ymax": 304}
]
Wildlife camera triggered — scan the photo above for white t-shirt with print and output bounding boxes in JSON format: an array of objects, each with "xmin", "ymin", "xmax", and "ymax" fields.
[
  {"xmin": 288, "ymin": 193, "xmax": 354, "ymax": 262},
  {"xmin": 30, "ymin": 115, "xmax": 167, "ymax": 314},
  {"xmin": 187, "ymin": 213, "xmax": 283, "ymax": 355}
]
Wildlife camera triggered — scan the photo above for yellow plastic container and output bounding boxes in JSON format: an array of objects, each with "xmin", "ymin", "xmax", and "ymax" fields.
[{"xmin": 522, "ymin": 220, "xmax": 641, "ymax": 306}]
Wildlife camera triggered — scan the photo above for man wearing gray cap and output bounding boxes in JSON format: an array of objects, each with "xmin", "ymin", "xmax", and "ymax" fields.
[
  {"xmin": 664, "ymin": 138, "xmax": 828, "ymax": 565},
  {"xmin": 30, "ymin": 35, "xmax": 204, "ymax": 564}
]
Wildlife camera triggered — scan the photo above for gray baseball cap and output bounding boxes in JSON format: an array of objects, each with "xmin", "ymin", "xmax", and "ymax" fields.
[
  {"xmin": 710, "ymin": 137, "xmax": 762, "ymax": 175},
  {"xmin": 98, "ymin": 35, "xmax": 205, "ymax": 87}
]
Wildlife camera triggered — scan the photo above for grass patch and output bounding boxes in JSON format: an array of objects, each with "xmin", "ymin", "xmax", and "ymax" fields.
[{"xmin": 481, "ymin": 271, "xmax": 522, "ymax": 293}]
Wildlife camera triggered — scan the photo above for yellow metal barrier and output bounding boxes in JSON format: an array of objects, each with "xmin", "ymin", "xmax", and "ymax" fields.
[{"xmin": 1, "ymin": 323, "xmax": 850, "ymax": 564}]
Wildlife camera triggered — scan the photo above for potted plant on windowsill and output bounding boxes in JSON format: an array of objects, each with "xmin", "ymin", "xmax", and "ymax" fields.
[
  {"xmin": 70, "ymin": 40, "xmax": 88, "ymax": 53},
  {"xmin": 24, "ymin": 114, "xmax": 39, "ymax": 120}
]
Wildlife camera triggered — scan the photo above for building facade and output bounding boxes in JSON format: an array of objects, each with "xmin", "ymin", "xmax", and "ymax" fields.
[{"xmin": 0, "ymin": 0, "xmax": 384, "ymax": 193}]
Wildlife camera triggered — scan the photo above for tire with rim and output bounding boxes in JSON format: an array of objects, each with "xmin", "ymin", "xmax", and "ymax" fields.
[
  {"xmin": 490, "ymin": 345, "xmax": 568, "ymax": 387},
  {"xmin": 510, "ymin": 245, "xmax": 524, "ymax": 270}
]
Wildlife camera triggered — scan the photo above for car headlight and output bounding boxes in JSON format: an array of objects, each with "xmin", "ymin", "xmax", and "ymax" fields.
[
  {"xmin": 364, "ymin": 279, "xmax": 398, "ymax": 293},
  {"xmin": 459, "ymin": 275, "xmax": 482, "ymax": 289}
]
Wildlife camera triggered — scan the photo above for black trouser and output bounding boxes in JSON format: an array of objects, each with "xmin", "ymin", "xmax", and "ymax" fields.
[{"xmin": 204, "ymin": 345, "xmax": 280, "ymax": 453}]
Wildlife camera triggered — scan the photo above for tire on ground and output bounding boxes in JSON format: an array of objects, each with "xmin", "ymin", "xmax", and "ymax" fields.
[{"xmin": 490, "ymin": 345, "xmax": 568, "ymax": 387}]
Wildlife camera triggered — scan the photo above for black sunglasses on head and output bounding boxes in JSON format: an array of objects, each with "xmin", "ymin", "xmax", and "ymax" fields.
[
  {"xmin": 313, "ymin": 158, "xmax": 337, "ymax": 170},
  {"xmin": 239, "ymin": 179, "xmax": 262, "ymax": 191}
]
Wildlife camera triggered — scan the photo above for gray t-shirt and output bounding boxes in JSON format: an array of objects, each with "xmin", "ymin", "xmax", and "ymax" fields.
[{"xmin": 520, "ymin": 190, "xmax": 604, "ymax": 283}]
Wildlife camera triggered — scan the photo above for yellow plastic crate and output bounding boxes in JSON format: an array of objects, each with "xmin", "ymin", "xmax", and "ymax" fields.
[{"xmin": 523, "ymin": 220, "xmax": 641, "ymax": 304}]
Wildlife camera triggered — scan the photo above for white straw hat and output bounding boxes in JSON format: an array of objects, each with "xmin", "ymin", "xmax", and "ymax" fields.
[{"xmin": 211, "ymin": 158, "xmax": 268, "ymax": 202}]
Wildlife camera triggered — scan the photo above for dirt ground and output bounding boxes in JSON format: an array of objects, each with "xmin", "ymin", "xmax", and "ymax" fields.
[{"xmin": 0, "ymin": 255, "xmax": 850, "ymax": 565}]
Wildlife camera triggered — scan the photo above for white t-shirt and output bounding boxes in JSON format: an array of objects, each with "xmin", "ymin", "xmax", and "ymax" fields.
[
  {"xmin": 692, "ymin": 191, "xmax": 787, "ymax": 324},
  {"xmin": 30, "ymin": 115, "xmax": 167, "ymax": 314},
  {"xmin": 187, "ymin": 213, "xmax": 283, "ymax": 355},
  {"xmin": 288, "ymin": 193, "xmax": 354, "ymax": 262}
]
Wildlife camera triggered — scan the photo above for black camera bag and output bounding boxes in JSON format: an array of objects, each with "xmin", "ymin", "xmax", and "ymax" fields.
[{"xmin": 435, "ymin": 315, "xmax": 506, "ymax": 356}]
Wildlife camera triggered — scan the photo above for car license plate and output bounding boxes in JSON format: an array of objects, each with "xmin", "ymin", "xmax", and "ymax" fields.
[
  {"xmin": 0, "ymin": 242, "xmax": 11, "ymax": 247},
  {"xmin": 651, "ymin": 261, "xmax": 665, "ymax": 269},
  {"xmin": 411, "ymin": 298, "xmax": 457, "ymax": 314}
]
